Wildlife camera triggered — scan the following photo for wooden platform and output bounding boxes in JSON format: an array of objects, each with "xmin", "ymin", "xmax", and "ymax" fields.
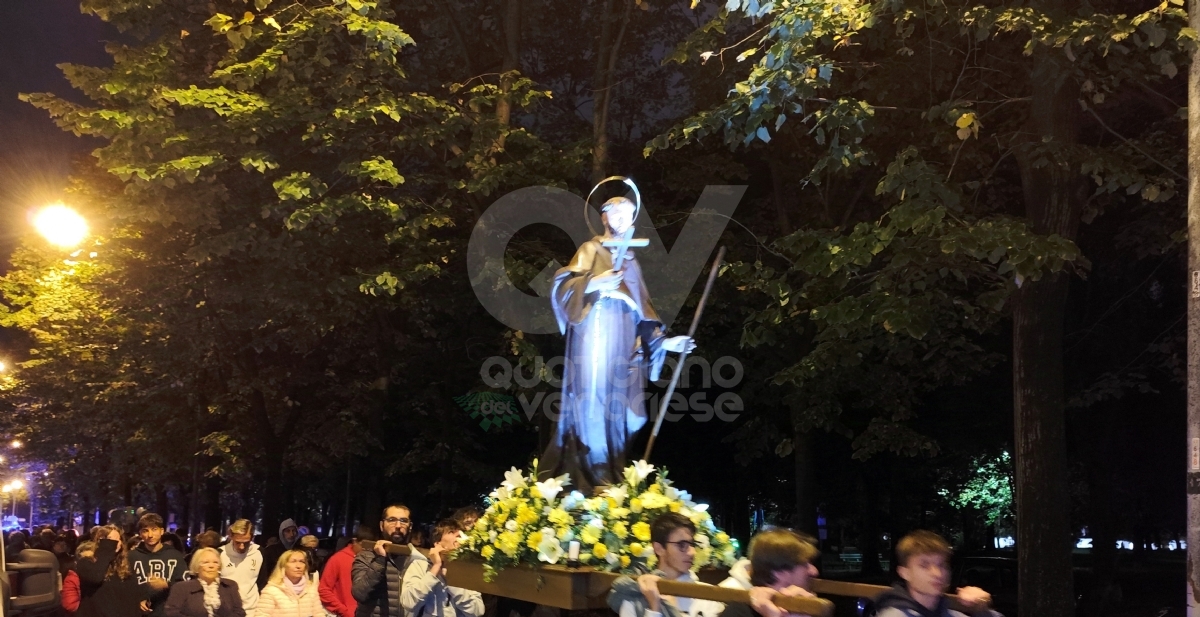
[{"xmin": 444, "ymin": 560, "xmax": 619, "ymax": 610}]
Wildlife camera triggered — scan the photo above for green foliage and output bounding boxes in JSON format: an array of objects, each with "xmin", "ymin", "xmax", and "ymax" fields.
[
  {"xmin": 940, "ymin": 451, "xmax": 1014, "ymax": 526},
  {"xmin": 657, "ymin": 0, "xmax": 1187, "ymax": 458}
]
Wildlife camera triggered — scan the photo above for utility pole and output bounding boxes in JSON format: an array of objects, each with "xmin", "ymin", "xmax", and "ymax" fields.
[{"xmin": 1187, "ymin": 0, "xmax": 1200, "ymax": 612}]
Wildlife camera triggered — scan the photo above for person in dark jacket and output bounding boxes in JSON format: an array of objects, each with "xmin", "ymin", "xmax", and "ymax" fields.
[
  {"xmin": 163, "ymin": 547, "xmax": 245, "ymax": 617},
  {"xmin": 77, "ymin": 525, "xmax": 153, "ymax": 617},
  {"xmin": 130, "ymin": 513, "xmax": 187, "ymax": 617},
  {"xmin": 257, "ymin": 520, "xmax": 299, "ymax": 592},
  {"xmin": 351, "ymin": 505, "xmax": 420, "ymax": 617},
  {"xmin": 873, "ymin": 531, "xmax": 1001, "ymax": 617}
]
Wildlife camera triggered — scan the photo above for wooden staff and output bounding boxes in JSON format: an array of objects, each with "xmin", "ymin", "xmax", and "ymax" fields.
[
  {"xmin": 642, "ymin": 246, "xmax": 726, "ymax": 461},
  {"xmin": 655, "ymin": 580, "xmax": 834, "ymax": 617},
  {"xmin": 810, "ymin": 579, "xmax": 971, "ymax": 614}
]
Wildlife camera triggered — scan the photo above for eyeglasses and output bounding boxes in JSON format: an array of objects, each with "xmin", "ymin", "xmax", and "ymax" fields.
[
  {"xmin": 384, "ymin": 517, "xmax": 411, "ymax": 525},
  {"xmin": 666, "ymin": 540, "xmax": 697, "ymax": 551}
]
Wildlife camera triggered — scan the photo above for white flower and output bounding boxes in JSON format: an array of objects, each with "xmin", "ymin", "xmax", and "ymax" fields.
[
  {"xmin": 588, "ymin": 517, "xmax": 605, "ymax": 529},
  {"xmin": 605, "ymin": 550, "xmax": 620, "ymax": 565},
  {"xmin": 502, "ymin": 467, "xmax": 527, "ymax": 491},
  {"xmin": 632, "ymin": 460, "xmax": 655, "ymax": 482},
  {"xmin": 490, "ymin": 486, "xmax": 511, "ymax": 501},
  {"xmin": 489, "ymin": 530, "xmax": 498, "ymax": 541},
  {"xmin": 696, "ymin": 534, "xmax": 710, "ymax": 549},
  {"xmin": 535, "ymin": 477, "xmax": 566, "ymax": 501},
  {"xmin": 693, "ymin": 503, "xmax": 709, "ymax": 513},
  {"xmin": 602, "ymin": 485, "xmax": 629, "ymax": 505},
  {"xmin": 563, "ymin": 491, "xmax": 586, "ymax": 509},
  {"xmin": 505, "ymin": 520, "xmax": 518, "ymax": 531},
  {"xmin": 537, "ymin": 528, "xmax": 564, "ymax": 564}
]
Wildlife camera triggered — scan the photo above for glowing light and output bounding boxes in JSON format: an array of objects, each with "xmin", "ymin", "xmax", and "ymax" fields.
[
  {"xmin": 10, "ymin": 440, "xmax": 21, "ymax": 449},
  {"xmin": 9, "ymin": 480, "xmax": 22, "ymax": 490},
  {"xmin": 32, "ymin": 204, "xmax": 88, "ymax": 248},
  {"xmin": 0, "ymin": 361, "xmax": 5, "ymax": 372}
]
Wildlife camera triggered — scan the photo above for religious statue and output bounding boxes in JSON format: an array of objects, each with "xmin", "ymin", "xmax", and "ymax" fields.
[{"xmin": 538, "ymin": 182, "xmax": 694, "ymax": 493}]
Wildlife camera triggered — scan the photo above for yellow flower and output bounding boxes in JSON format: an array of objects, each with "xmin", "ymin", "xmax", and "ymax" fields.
[
  {"xmin": 632, "ymin": 522, "xmax": 651, "ymax": 542},
  {"xmin": 620, "ymin": 555, "xmax": 631, "ymax": 568},
  {"xmin": 629, "ymin": 498, "xmax": 643, "ymax": 513},
  {"xmin": 647, "ymin": 483, "xmax": 662, "ymax": 494},
  {"xmin": 580, "ymin": 526, "xmax": 601, "ymax": 545},
  {"xmin": 497, "ymin": 531, "xmax": 521, "ymax": 557},
  {"xmin": 548, "ymin": 509, "xmax": 573, "ymax": 526},
  {"xmin": 669, "ymin": 501, "xmax": 682, "ymax": 513},
  {"xmin": 480, "ymin": 545, "xmax": 495, "ymax": 559},
  {"xmin": 629, "ymin": 542, "xmax": 643, "ymax": 556},
  {"xmin": 516, "ymin": 503, "xmax": 540, "ymax": 526},
  {"xmin": 580, "ymin": 553, "xmax": 593, "ymax": 563},
  {"xmin": 606, "ymin": 497, "xmax": 619, "ymax": 510},
  {"xmin": 556, "ymin": 527, "xmax": 571, "ymax": 540},
  {"xmin": 593, "ymin": 543, "xmax": 608, "ymax": 559},
  {"xmin": 526, "ymin": 531, "xmax": 543, "ymax": 550},
  {"xmin": 611, "ymin": 522, "xmax": 628, "ymax": 539},
  {"xmin": 610, "ymin": 507, "xmax": 630, "ymax": 519},
  {"xmin": 715, "ymin": 532, "xmax": 730, "ymax": 545}
]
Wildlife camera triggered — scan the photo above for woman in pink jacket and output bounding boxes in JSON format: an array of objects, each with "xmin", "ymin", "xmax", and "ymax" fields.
[{"xmin": 257, "ymin": 550, "xmax": 323, "ymax": 617}]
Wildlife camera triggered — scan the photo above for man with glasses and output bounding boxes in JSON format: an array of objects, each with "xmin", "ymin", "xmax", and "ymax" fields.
[
  {"xmin": 352, "ymin": 504, "xmax": 420, "ymax": 617},
  {"xmin": 608, "ymin": 513, "xmax": 724, "ymax": 617},
  {"xmin": 129, "ymin": 512, "xmax": 184, "ymax": 617},
  {"xmin": 220, "ymin": 519, "xmax": 265, "ymax": 617}
]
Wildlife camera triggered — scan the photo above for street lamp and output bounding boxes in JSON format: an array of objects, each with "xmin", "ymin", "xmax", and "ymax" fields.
[
  {"xmin": 2, "ymin": 482, "xmax": 19, "ymax": 517},
  {"xmin": 32, "ymin": 204, "xmax": 88, "ymax": 248}
]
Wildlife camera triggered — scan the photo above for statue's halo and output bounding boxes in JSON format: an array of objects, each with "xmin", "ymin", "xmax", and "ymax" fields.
[{"xmin": 585, "ymin": 176, "xmax": 642, "ymax": 236}]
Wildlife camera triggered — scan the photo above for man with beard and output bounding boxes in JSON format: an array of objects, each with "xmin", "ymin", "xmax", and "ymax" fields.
[{"xmin": 351, "ymin": 505, "xmax": 420, "ymax": 617}]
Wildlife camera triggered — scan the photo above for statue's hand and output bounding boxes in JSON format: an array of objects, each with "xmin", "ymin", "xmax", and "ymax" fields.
[
  {"xmin": 663, "ymin": 336, "xmax": 696, "ymax": 354},
  {"xmin": 586, "ymin": 270, "xmax": 624, "ymax": 293}
]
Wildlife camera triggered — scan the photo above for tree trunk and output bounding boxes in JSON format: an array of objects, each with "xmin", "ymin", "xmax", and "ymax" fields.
[
  {"xmin": 204, "ymin": 465, "xmax": 222, "ymax": 532},
  {"xmin": 768, "ymin": 155, "xmax": 792, "ymax": 234},
  {"xmin": 792, "ymin": 427, "xmax": 816, "ymax": 535},
  {"xmin": 1012, "ymin": 40, "xmax": 1083, "ymax": 617},
  {"xmin": 494, "ymin": 0, "xmax": 522, "ymax": 151},
  {"xmin": 590, "ymin": 0, "xmax": 632, "ymax": 184}
]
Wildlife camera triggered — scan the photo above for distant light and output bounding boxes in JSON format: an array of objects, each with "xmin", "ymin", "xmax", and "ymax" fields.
[
  {"xmin": 10, "ymin": 440, "xmax": 21, "ymax": 449},
  {"xmin": 33, "ymin": 204, "xmax": 88, "ymax": 248},
  {"xmin": 0, "ymin": 361, "xmax": 5, "ymax": 372},
  {"xmin": 1076, "ymin": 538, "xmax": 1092, "ymax": 549},
  {"xmin": 10, "ymin": 480, "xmax": 23, "ymax": 490}
]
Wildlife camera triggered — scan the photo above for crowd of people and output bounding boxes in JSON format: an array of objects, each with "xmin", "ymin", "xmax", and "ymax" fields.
[{"xmin": 6, "ymin": 506, "xmax": 1000, "ymax": 617}]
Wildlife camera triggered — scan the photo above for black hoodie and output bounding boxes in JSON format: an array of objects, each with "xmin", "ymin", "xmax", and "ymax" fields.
[
  {"xmin": 128, "ymin": 542, "xmax": 187, "ymax": 617},
  {"xmin": 873, "ymin": 584, "xmax": 1000, "ymax": 617}
]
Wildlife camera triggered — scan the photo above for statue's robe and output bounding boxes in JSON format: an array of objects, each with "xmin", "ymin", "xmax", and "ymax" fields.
[{"xmin": 538, "ymin": 237, "xmax": 667, "ymax": 493}]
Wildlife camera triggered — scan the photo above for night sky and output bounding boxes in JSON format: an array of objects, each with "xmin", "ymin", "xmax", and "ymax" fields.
[{"xmin": 0, "ymin": 1, "xmax": 111, "ymax": 261}]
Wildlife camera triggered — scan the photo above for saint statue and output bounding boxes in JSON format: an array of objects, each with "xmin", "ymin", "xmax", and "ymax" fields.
[{"xmin": 538, "ymin": 194, "xmax": 694, "ymax": 493}]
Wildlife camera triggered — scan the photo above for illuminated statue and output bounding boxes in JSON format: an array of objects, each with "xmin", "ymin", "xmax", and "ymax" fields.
[{"xmin": 538, "ymin": 182, "xmax": 694, "ymax": 493}]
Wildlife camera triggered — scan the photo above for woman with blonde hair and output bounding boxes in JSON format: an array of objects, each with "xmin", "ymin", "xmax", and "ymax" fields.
[
  {"xmin": 77, "ymin": 525, "xmax": 152, "ymax": 617},
  {"xmin": 257, "ymin": 550, "xmax": 323, "ymax": 617},
  {"xmin": 163, "ymin": 547, "xmax": 244, "ymax": 617}
]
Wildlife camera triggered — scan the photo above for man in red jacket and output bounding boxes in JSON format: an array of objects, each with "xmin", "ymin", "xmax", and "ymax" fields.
[{"xmin": 321, "ymin": 525, "xmax": 374, "ymax": 617}]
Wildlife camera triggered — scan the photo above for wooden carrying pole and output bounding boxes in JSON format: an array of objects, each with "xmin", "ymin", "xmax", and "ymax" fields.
[
  {"xmin": 655, "ymin": 580, "xmax": 834, "ymax": 617},
  {"xmin": 643, "ymin": 246, "xmax": 726, "ymax": 461}
]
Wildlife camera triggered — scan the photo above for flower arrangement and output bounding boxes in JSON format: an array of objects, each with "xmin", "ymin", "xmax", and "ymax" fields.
[{"xmin": 457, "ymin": 459, "xmax": 737, "ymax": 581}]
